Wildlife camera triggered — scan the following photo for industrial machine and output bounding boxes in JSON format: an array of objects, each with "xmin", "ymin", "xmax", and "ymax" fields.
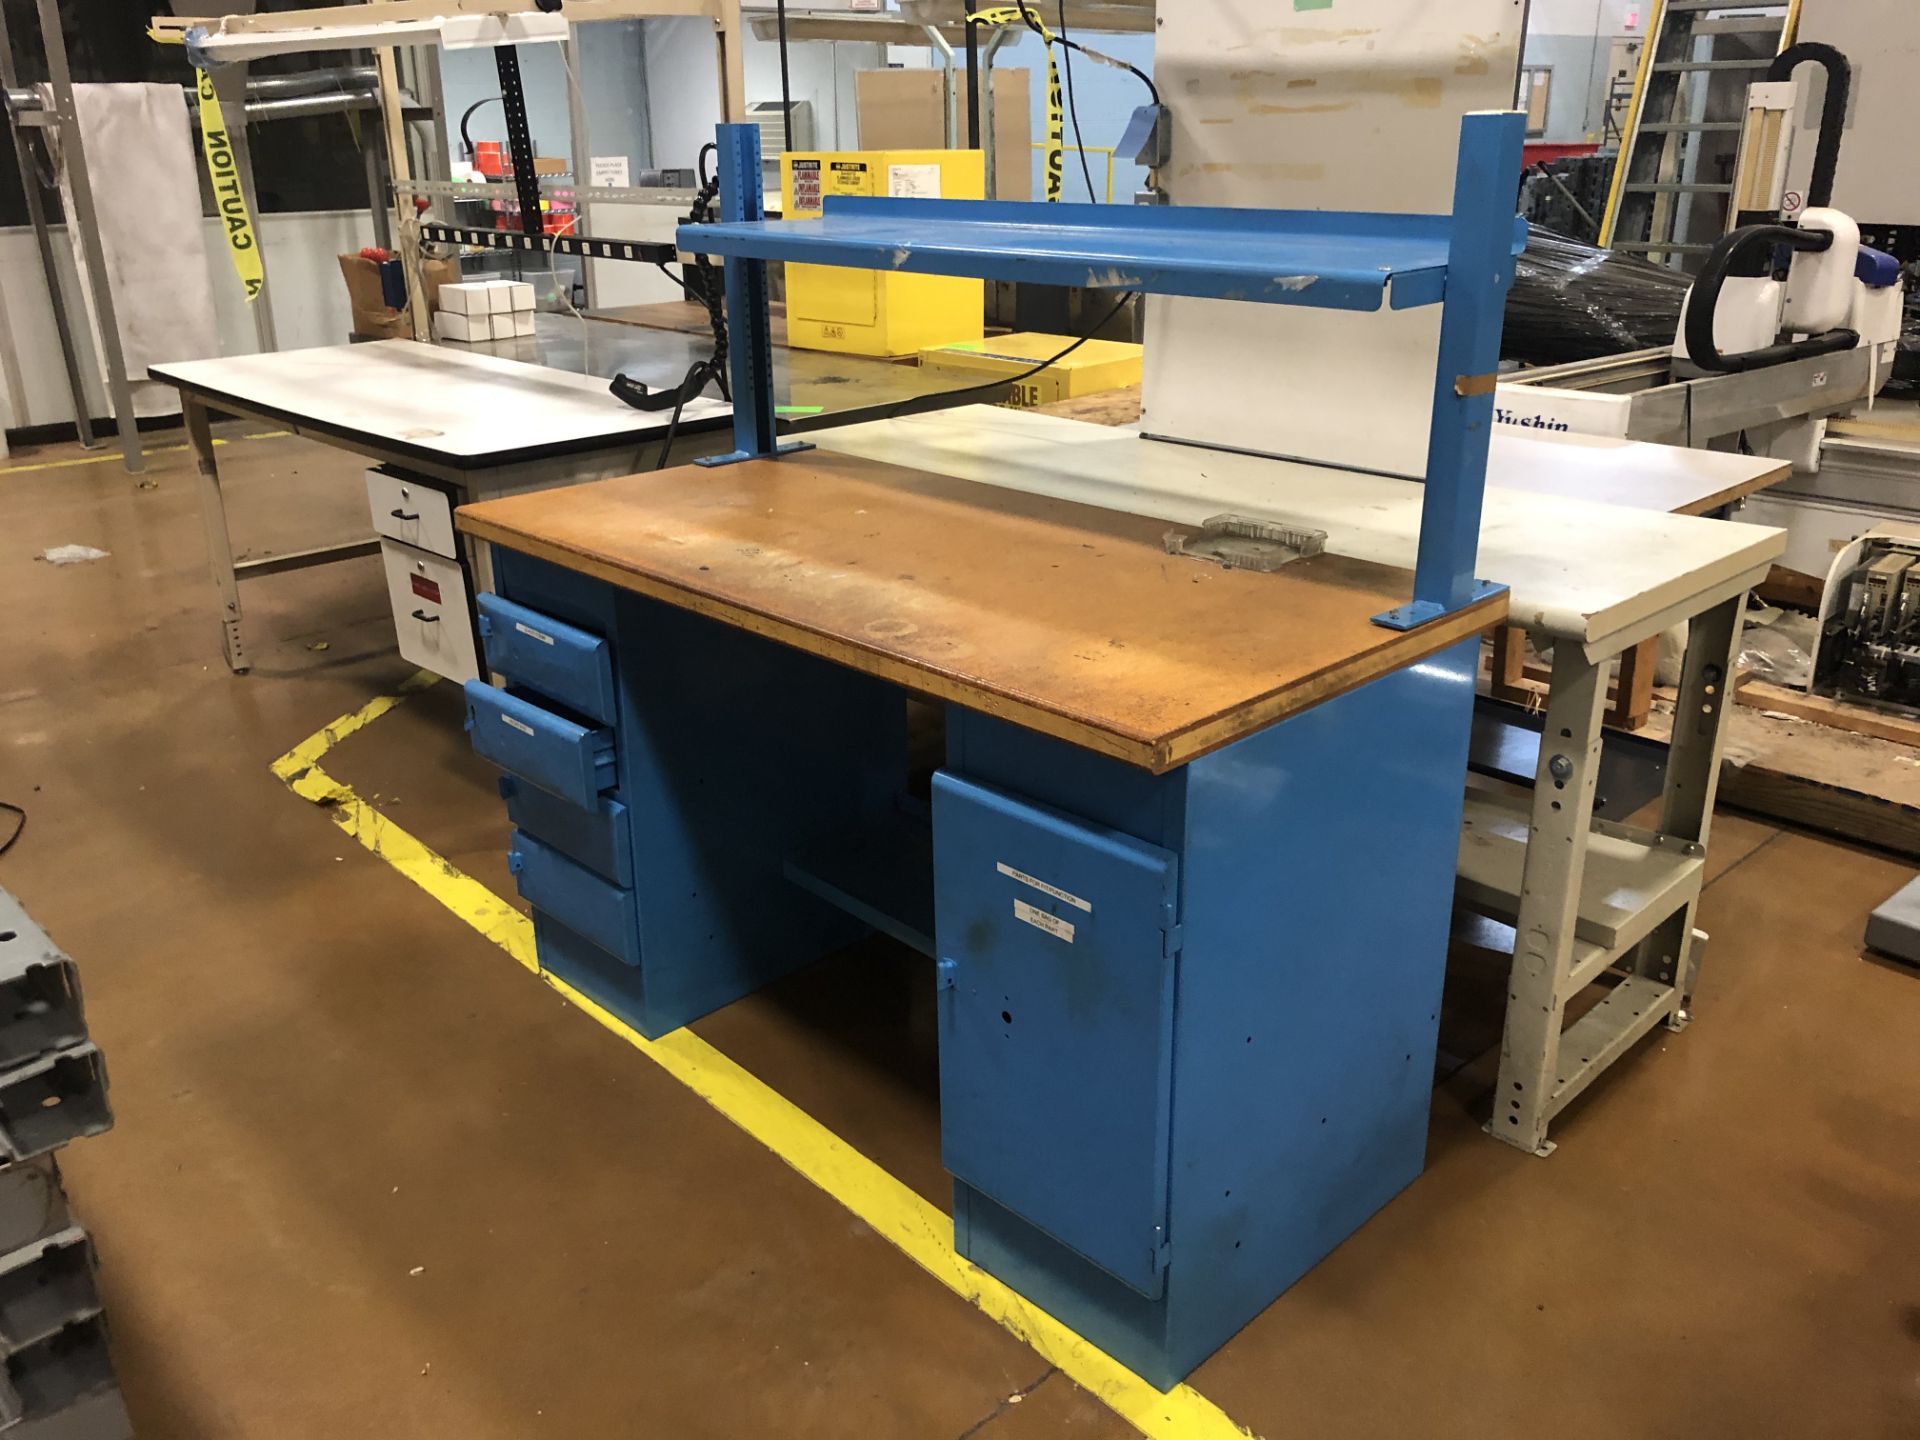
[
  {"xmin": 1498, "ymin": 30, "xmax": 1918, "ymax": 592},
  {"xmin": 1812, "ymin": 521, "xmax": 1920, "ymax": 712}
]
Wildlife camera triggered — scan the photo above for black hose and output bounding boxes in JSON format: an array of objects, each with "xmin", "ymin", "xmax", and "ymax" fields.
[
  {"xmin": 1685, "ymin": 222, "xmax": 1857, "ymax": 373},
  {"xmin": 1767, "ymin": 42, "xmax": 1851, "ymax": 212}
]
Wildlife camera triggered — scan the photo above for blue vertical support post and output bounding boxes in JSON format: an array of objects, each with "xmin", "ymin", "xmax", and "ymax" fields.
[
  {"xmin": 696, "ymin": 123, "xmax": 811, "ymax": 468},
  {"xmin": 1374, "ymin": 110, "xmax": 1527, "ymax": 631}
]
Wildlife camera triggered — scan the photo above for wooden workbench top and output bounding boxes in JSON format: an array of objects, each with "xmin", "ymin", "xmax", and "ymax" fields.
[
  {"xmin": 458, "ymin": 451, "xmax": 1506, "ymax": 772},
  {"xmin": 816, "ymin": 406, "xmax": 1788, "ymax": 652}
]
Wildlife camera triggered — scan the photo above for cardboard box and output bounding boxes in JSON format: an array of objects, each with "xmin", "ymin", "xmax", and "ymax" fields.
[
  {"xmin": 338, "ymin": 254, "xmax": 459, "ymax": 339},
  {"xmin": 489, "ymin": 313, "xmax": 517, "ymax": 340},
  {"xmin": 918, "ymin": 333, "xmax": 1143, "ymax": 407},
  {"xmin": 856, "ymin": 67, "xmax": 1031, "ymax": 202}
]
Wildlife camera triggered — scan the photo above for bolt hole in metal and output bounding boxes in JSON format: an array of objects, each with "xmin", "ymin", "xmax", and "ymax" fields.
[
  {"xmin": 1001, "ymin": 1010, "xmax": 1012, "ymax": 1025},
  {"xmin": 0, "ymin": 932, "xmax": 13, "ymax": 943}
]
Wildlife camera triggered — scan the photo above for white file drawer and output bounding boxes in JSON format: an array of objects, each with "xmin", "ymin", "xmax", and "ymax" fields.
[
  {"xmin": 367, "ymin": 470, "xmax": 458, "ymax": 559},
  {"xmin": 380, "ymin": 538, "xmax": 479, "ymax": 683}
]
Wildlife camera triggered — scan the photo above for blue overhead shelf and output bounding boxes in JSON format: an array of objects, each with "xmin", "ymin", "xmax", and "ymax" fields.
[{"xmin": 687, "ymin": 197, "xmax": 1526, "ymax": 313}]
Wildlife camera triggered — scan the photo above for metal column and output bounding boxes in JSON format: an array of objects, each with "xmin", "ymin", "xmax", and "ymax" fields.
[
  {"xmin": 33, "ymin": 0, "xmax": 142, "ymax": 473},
  {"xmin": 211, "ymin": 63, "xmax": 279, "ymax": 355},
  {"xmin": 1376, "ymin": 110, "xmax": 1525, "ymax": 630},
  {"xmin": 1489, "ymin": 647, "xmax": 1611, "ymax": 1157},
  {"xmin": 696, "ymin": 123, "xmax": 808, "ymax": 468},
  {"xmin": 0, "ymin": 22, "xmax": 93, "ymax": 450},
  {"xmin": 1630, "ymin": 595, "xmax": 1746, "ymax": 1012}
]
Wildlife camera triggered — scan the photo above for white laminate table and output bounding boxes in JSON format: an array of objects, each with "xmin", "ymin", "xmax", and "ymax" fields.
[{"xmin": 151, "ymin": 341, "xmax": 733, "ymax": 675}]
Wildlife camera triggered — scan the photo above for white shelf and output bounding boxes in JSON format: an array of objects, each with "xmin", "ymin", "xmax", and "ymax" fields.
[{"xmin": 1456, "ymin": 791, "xmax": 1705, "ymax": 956}]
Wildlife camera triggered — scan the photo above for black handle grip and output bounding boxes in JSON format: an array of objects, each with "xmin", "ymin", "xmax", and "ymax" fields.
[
  {"xmin": 390, "ymin": 508, "xmax": 420, "ymax": 521},
  {"xmin": 608, "ymin": 372, "xmax": 680, "ymax": 413},
  {"xmin": 410, "ymin": 609, "xmax": 439, "ymax": 624}
]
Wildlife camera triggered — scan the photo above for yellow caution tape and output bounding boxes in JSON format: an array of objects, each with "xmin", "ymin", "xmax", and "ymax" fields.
[
  {"xmin": 970, "ymin": 6, "xmax": 1065, "ymax": 202},
  {"xmin": 195, "ymin": 69, "xmax": 266, "ymax": 302}
]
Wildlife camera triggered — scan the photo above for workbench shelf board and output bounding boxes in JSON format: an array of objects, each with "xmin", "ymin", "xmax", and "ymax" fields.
[
  {"xmin": 688, "ymin": 197, "xmax": 1516, "ymax": 312},
  {"xmin": 455, "ymin": 450, "xmax": 1509, "ymax": 775},
  {"xmin": 783, "ymin": 812, "xmax": 936, "ymax": 959},
  {"xmin": 939, "ymin": 641, "xmax": 1479, "ymax": 1389},
  {"xmin": 1456, "ymin": 790, "xmax": 1706, "ymax": 960}
]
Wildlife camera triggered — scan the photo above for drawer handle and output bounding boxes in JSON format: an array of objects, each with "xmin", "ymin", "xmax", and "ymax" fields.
[
  {"xmin": 390, "ymin": 508, "xmax": 421, "ymax": 521},
  {"xmin": 411, "ymin": 609, "xmax": 440, "ymax": 624}
]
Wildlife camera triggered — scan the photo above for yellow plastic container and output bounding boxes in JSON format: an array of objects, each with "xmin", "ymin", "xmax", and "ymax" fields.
[
  {"xmin": 918, "ymin": 333, "xmax": 1144, "ymax": 408},
  {"xmin": 780, "ymin": 150, "xmax": 985, "ymax": 358}
]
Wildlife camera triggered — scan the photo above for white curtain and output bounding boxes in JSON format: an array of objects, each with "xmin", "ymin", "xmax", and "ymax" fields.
[{"xmin": 55, "ymin": 82, "xmax": 221, "ymax": 420}]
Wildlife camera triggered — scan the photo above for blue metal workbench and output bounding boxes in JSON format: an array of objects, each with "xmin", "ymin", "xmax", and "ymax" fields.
[{"xmin": 459, "ymin": 112, "xmax": 1528, "ymax": 1390}]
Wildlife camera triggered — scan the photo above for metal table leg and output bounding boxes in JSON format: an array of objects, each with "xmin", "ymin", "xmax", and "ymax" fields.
[
  {"xmin": 185, "ymin": 401, "xmax": 248, "ymax": 674},
  {"xmin": 1631, "ymin": 594, "xmax": 1746, "ymax": 1018},
  {"xmin": 1488, "ymin": 644, "xmax": 1609, "ymax": 1157}
]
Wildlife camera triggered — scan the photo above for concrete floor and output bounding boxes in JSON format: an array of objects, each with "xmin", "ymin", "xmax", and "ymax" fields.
[{"xmin": 1, "ymin": 423, "xmax": 1916, "ymax": 1439}]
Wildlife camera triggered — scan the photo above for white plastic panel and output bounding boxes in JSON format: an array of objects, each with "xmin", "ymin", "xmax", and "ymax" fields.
[{"xmin": 1143, "ymin": 0, "xmax": 1525, "ymax": 479}]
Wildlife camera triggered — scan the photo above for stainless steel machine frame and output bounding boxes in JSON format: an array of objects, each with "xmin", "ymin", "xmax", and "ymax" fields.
[{"xmin": 1501, "ymin": 344, "xmax": 1879, "ymax": 449}]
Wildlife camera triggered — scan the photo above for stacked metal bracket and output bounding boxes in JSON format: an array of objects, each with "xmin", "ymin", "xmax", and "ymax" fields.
[{"xmin": 0, "ymin": 892, "xmax": 126, "ymax": 1440}]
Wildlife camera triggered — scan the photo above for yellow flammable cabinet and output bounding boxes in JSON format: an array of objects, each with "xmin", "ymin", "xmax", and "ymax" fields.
[
  {"xmin": 780, "ymin": 150, "xmax": 985, "ymax": 357},
  {"xmin": 919, "ymin": 333, "xmax": 1143, "ymax": 408}
]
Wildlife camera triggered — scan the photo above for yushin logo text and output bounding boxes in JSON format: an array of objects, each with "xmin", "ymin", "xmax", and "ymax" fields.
[{"xmin": 1494, "ymin": 407, "xmax": 1571, "ymax": 432}]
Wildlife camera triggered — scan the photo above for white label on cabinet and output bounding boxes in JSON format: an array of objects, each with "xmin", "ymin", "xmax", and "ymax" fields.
[
  {"xmin": 501, "ymin": 715, "xmax": 535, "ymax": 737},
  {"xmin": 996, "ymin": 862, "xmax": 1092, "ymax": 913},
  {"xmin": 1014, "ymin": 899, "xmax": 1075, "ymax": 944},
  {"xmin": 515, "ymin": 621, "xmax": 556, "ymax": 647},
  {"xmin": 888, "ymin": 163, "xmax": 942, "ymax": 200}
]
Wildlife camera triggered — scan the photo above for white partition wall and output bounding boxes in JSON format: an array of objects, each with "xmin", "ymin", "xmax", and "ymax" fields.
[{"xmin": 1142, "ymin": 1, "xmax": 1524, "ymax": 479}]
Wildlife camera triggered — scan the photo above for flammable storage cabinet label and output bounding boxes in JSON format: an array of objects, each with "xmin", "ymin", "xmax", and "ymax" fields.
[
  {"xmin": 789, "ymin": 158, "xmax": 824, "ymax": 215},
  {"xmin": 783, "ymin": 156, "xmax": 879, "ymax": 330}
]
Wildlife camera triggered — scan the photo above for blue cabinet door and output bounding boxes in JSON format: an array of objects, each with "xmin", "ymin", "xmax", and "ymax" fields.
[{"xmin": 932, "ymin": 772, "xmax": 1180, "ymax": 1300}]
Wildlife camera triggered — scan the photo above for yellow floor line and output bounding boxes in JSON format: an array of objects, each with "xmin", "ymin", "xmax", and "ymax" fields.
[
  {"xmin": 1, "ymin": 429, "xmax": 291, "ymax": 476},
  {"xmin": 272, "ymin": 675, "xmax": 1258, "ymax": 1440}
]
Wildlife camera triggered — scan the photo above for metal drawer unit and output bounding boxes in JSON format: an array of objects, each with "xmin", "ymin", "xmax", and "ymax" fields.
[
  {"xmin": 469, "ymin": 585, "xmax": 649, "ymax": 1015},
  {"xmin": 367, "ymin": 468, "xmax": 481, "ymax": 685},
  {"xmin": 468, "ymin": 553, "xmax": 912, "ymax": 1039}
]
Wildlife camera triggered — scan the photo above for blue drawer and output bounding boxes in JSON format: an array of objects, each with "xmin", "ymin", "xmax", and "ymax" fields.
[
  {"xmin": 477, "ymin": 593, "xmax": 618, "ymax": 726},
  {"xmin": 499, "ymin": 775, "xmax": 633, "ymax": 886},
  {"xmin": 508, "ymin": 830, "xmax": 642, "ymax": 969},
  {"xmin": 464, "ymin": 680, "xmax": 616, "ymax": 810}
]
